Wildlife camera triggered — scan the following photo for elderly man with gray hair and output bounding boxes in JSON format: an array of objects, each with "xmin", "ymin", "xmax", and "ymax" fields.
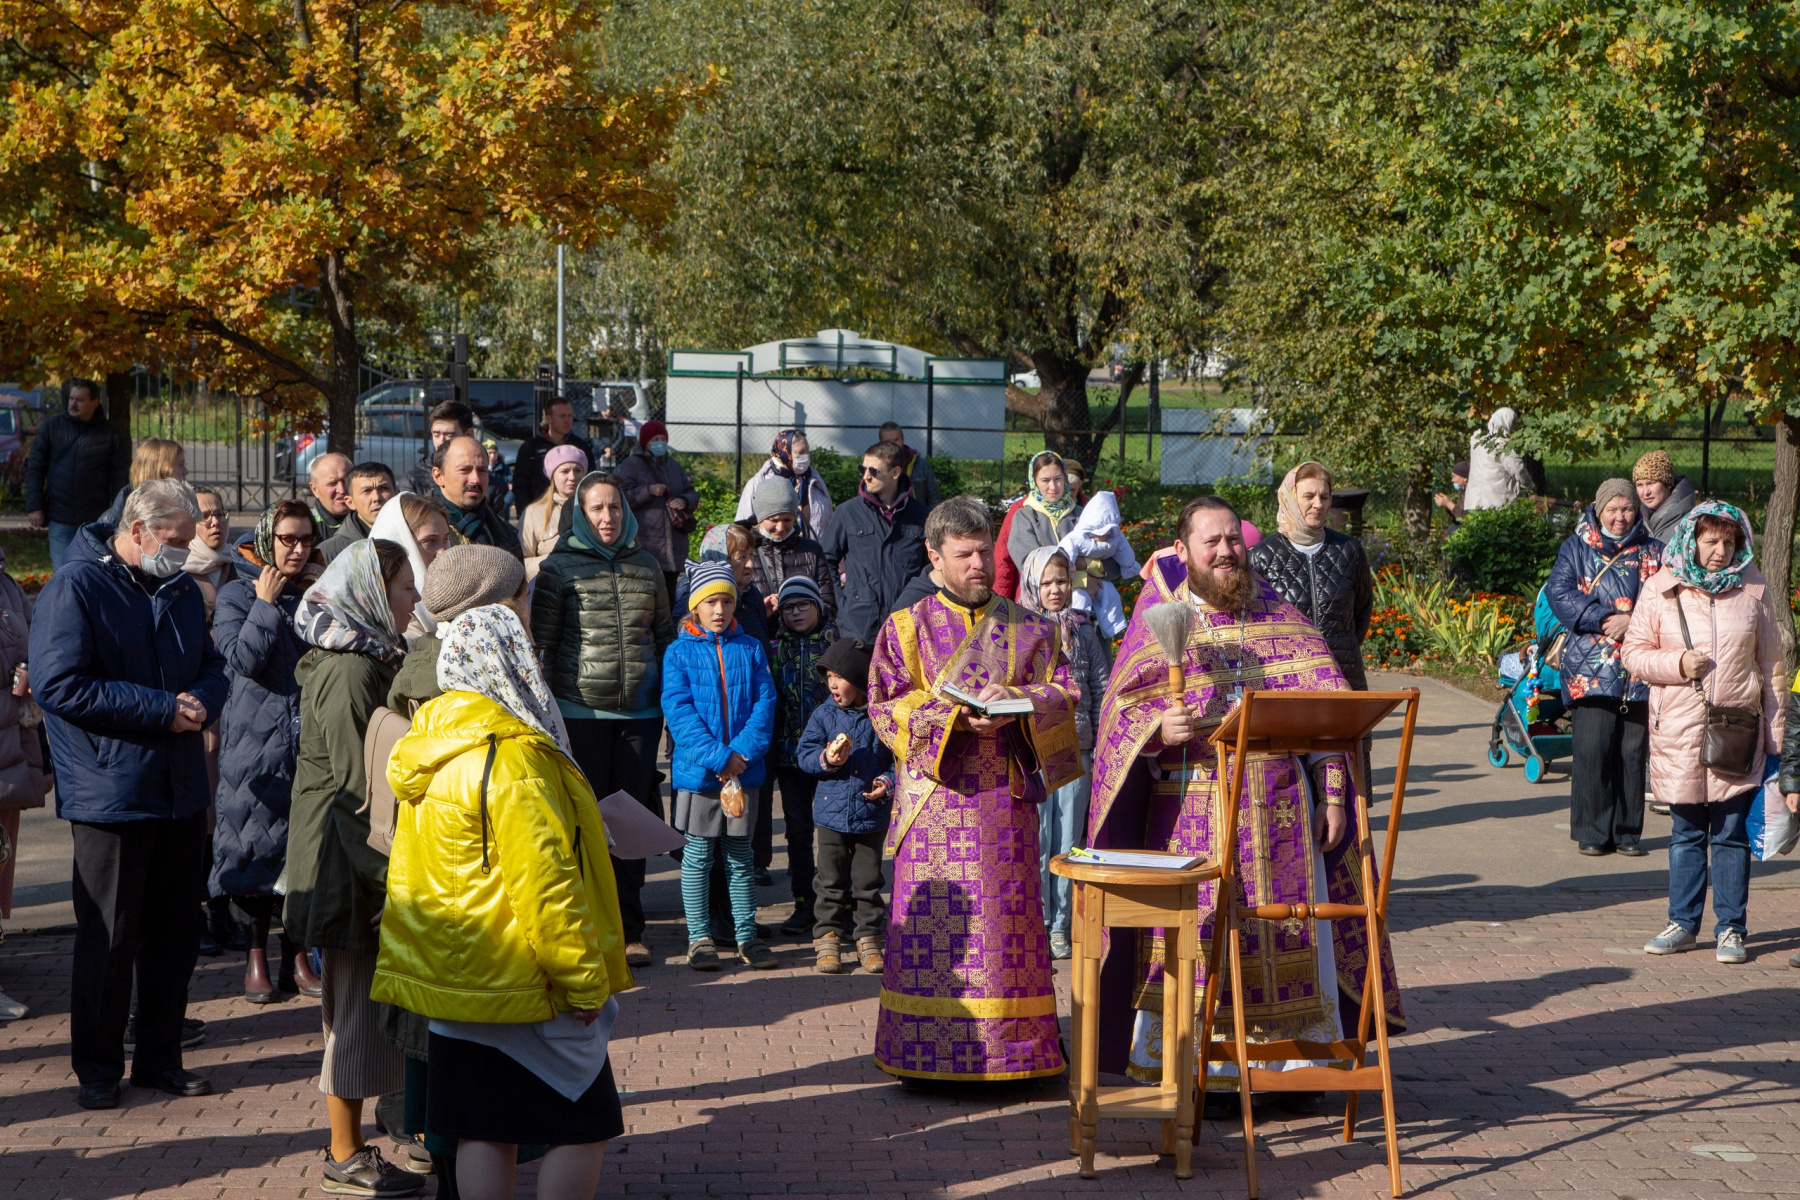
[{"xmin": 31, "ymin": 478, "xmax": 230, "ymax": 1110}]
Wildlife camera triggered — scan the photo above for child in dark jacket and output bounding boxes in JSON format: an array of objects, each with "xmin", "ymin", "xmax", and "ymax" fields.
[
  {"xmin": 798, "ymin": 637, "xmax": 894, "ymax": 974},
  {"xmin": 767, "ymin": 576, "xmax": 837, "ymax": 935},
  {"xmin": 662, "ymin": 559, "xmax": 778, "ymax": 972}
]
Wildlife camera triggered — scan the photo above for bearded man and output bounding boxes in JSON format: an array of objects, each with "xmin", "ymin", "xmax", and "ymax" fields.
[
  {"xmin": 867, "ymin": 495, "xmax": 1084, "ymax": 1081},
  {"xmin": 1087, "ymin": 495, "xmax": 1403, "ymax": 1102}
]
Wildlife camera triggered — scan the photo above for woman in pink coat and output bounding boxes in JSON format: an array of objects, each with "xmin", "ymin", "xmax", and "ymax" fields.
[{"xmin": 1621, "ymin": 501, "xmax": 1783, "ymax": 966}]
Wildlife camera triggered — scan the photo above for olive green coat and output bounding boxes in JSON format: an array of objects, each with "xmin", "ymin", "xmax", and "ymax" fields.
[{"xmin": 531, "ymin": 543, "xmax": 675, "ymax": 715}]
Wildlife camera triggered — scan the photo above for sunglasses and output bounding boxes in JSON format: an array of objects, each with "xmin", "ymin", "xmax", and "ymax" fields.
[
  {"xmin": 860, "ymin": 465, "xmax": 887, "ymax": 477},
  {"xmin": 274, "ymin": 532, "xmax": 318, "ymax": 549}
]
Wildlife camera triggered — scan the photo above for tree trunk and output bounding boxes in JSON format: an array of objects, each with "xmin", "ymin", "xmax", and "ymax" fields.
[
  {"xmin": 1145, "ymin": 358, "xmax": 1160, "ymax": 463},
  {"xmin": 1764, "ymin": 414, "xmax": 1800, "ymax": 675},
  {"xmin": 1400, "ymin": 459, "xmax": 1434, "ymax": 540},
  {"xmin": 1522, "ymin": 453, "xmax": 1547, "ymax": 496},
  {"xmin": 319, "ymin": 252, "xmax": 361, "ymax": 456},
  {"xmin": 1032, "ymin": 350, "xmax": 1096, "ymax": 464},
  {"xmin": 105, "ymin": 372, "xmax": 133, "ymax": 444}
]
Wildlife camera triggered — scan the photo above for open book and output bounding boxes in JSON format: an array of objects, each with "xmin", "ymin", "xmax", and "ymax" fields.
[{"xmin": 940, "ymin": 682, "xmax": 1036, "ymax": 717}]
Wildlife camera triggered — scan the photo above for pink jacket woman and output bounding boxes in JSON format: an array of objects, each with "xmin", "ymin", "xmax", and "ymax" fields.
[{"xmin": 1621, "ymin": 563, "xmax": 1782, "ymax": 807}]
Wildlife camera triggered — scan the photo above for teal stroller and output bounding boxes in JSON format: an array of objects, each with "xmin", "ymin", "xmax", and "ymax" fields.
[{"xmin": 1487, "ymin": 588, "xmax": 1573, "ymax": 783}]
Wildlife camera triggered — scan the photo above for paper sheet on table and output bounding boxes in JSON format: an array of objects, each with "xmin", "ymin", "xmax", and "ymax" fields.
[
  {"xmin": 1070, "ymin": 849, "xmax": 1203, "ymax": 870},
  {"xmin": 598, "ymin": 791, "xmax": 686, "ymax": 859}
]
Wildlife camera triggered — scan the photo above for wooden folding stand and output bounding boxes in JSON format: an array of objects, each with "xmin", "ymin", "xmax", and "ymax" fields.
[
  {"xmin": 1050, "ymin": 850, "xmax": 1216, "ymax": 1180},
  {"xmin": 1198, "ymin": 688, "xmax": 1421, "ymax": 1198}
]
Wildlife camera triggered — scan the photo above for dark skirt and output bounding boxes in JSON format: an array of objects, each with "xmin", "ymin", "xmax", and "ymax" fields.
[{"xmin": 426, "ymin": 1032, "xmax": 624, "ymax": 1146}]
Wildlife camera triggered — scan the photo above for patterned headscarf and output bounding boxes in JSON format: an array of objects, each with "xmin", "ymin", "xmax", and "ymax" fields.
[
  {"xmin": 1664, "ymin": 500, "xmax": 1755, "ymax": 596},
  {"xmin": 1026, "ymin": 451, "xmax": 1075, "ymax": 524},
  {"xmin": 1018, "ymin": 544, "xmax": 1086, "ymax": 640},
  {"xmin": 292, "ymin": 538, "xmax": 406, "ymax": 663},
  {"xmin": 1276, "ymin": 461, "xmax": 1329, "ymax": 547},
  {"xmin": 437, "ymin": 604, "xmax": 571, "ymax": 754},
  {"xmin": 770, "ymin": 429, "xmax": 805, "ymax": 479},
  {"xmin": 249, "ymin": 501, "xmax": 319, "ymax": 568}
]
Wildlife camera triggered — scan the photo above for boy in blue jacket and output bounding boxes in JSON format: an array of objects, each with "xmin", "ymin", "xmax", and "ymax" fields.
[
  {"xmin": 663, "ymin": 559, "xmax": 779, "ymax": 971},
  {"xmin": 798, "ymin": 637, "xmax": 894, "ymax": 974}
]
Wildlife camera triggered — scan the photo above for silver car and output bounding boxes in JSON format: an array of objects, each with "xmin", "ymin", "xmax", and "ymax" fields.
[{"xmin": 291, "ymin": 404, "xmax": 428, "ymax": 481}]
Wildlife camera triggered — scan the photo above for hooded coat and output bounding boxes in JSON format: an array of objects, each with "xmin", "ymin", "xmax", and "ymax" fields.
[
  {"xmin": 1464, "ymin": 408, "xmax": 1534, "ymax": 511},
  {"xmin": 1545, "ymin": 507, "xmax": 1663, "ymax": 703},
  {"xmin": 1643, "ymin": 476, "xmax": 1698, "ymax": 544},
  {"xmin": 661, "ymin": 615, "xmax": 777, "ymax": 793}
]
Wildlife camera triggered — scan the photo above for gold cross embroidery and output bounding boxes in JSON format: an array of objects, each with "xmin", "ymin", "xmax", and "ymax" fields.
[
  {"xmin": 1280, "ymin": 916, "xmax": 1304, "ymax": 938},
  {"xmin": 1272, "ymin": 797, "xmax": 1299, "ymax": 831}
]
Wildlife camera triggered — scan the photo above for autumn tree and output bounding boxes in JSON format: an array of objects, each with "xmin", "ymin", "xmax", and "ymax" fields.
[{"xmin": 0, "ymin": 0, "xmax": 705, "ymax": 451}]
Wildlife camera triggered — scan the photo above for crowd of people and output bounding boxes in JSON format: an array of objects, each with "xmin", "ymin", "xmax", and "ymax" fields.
[{"xmin": 0, "ymin": 380, "xmax": 1795, "ymax": 1195}]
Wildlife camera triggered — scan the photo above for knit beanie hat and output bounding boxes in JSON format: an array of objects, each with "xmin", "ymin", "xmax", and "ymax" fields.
[
  {"xmin": 816, "ymin": 635, "xmax": 873, "ymax": 687},
  {"xmin": 639, "ymin": 420, "xmax": 668, "ymax": 444},
  {"xmin": 686, "ymin": 558, "xmax": 738, "ymax": 612},
  {"xmin": 543, "ymin": 444, "xmax": 589, "ymax": 480},
  {"xmin": 753, "ymin": 475, "xmax": 799, "ymax": 523},
  {"xmin": 777, "ymin": 574, "xmax": 824, "ymax": 614},
  {"xmin": 1593, "ymin": 477, "xmax": 1636, "ymax": 513},
  {"xmin": 423, "ymin": 544, "xmax": 526, "ymax": 622},
  {"xmin": 1632, "ymin": 450, "xmax": 1676, "ymax": 486}
]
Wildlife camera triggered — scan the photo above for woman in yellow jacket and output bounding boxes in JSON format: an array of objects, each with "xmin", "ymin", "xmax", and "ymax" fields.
[{"xmin": 373, "ymin": 599, "xmax": 631, "ymax": 1200}]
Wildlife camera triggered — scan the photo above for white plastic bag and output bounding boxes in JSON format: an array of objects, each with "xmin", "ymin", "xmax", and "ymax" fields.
[{"xmin": 1748, "ymin": 760, "xmax": 1800, "ymax": 862}]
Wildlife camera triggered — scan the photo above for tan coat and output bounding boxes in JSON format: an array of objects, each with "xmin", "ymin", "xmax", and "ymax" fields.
[
  {"xmin": 519, "ymin": 494, "xmax": 567, "ymax": 579},
  {"xmin": 1621, "ymin": 564, "xmax": 1784, "ymax": 805}
]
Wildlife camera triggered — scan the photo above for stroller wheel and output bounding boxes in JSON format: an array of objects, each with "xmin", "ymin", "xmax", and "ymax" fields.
[
  {"xmin": 1487, "ymin": 743, "xmax": 1509, "ymax": 768},
  {"xmin": 1523, "ymin": 755, "xmax": 1546, "ymax": 784}
]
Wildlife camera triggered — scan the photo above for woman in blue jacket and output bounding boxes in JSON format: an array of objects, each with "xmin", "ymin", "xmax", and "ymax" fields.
[
  {"xmin": 1545, "ymin": 478, "xmax": 1664, "ymax": 856},
  {"xmin": 662, "ymin": 560, "xmax": 777, "ymax": 972},
  {"xmin": 211, "ymin": 500, "xmax": 323, "ymax": 1002}
]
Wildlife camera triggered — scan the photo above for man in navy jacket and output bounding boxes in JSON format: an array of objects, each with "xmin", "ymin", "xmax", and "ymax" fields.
[{"xmin": 31, "ymin": 478, "xmax": 229, "ymax": 1109}]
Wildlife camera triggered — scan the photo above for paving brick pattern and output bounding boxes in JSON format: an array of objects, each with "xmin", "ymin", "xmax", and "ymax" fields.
[{"xmin": 2, "ymin": 887, "xmax": 1797, "ymax": 1199}]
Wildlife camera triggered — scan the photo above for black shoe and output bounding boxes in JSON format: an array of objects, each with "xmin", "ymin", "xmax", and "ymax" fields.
[
  {"xmin": 320, "ymin": 1146, "xmax": 425, "ymax": 1197},
  {"xmin": 1616, "ymin": 842, "xmax": 1647, "ymax": 857},
  {"xmin": 753, "ymin": 868, "xmax": 774, "ymax": 887},
  {"xmin": 130, "ymin": 1067, "xmax": 213, "ymax": 1097},
  {"xmin": 1578, "ymin": 843, "xmax": 1611, "ymax": 856},
  {"xmin": 76, "ymin": 1080, "xmax": 122, "ymax": 1110},
  {"xmin": 779, "ymin": 902, "xmax": 814, "ymax": 936},
  {"xmin": 124, "ymin": 1016, "xmax": 205, "ymax": 1052}
]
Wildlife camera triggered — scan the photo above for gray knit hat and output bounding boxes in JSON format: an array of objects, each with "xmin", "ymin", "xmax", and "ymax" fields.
[
  {"xmin": 1593, "ymin": 477, "xmax": 1636, "ymax": 514},
  {"xmin": 752, "ymin": 475, "xmax": 799, "ymax": 523},
  {"xmin": 423, "ymin": 544, "xmax": 526, "ymax": 622}
]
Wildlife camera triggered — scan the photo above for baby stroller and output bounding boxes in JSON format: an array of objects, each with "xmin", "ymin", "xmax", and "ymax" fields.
[{"xmin": 1487, "ymin": 588, "xmax": 1573, "ymax": 783}]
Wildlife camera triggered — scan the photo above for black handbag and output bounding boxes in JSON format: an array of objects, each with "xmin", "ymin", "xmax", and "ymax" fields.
[{"xmin": 1673, "ymin": 597, "xmax": 1761, "ymax": 776}]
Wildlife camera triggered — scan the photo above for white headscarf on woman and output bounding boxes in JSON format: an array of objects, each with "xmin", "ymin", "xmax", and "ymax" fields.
[
  {"xmin": 436, "ymin": 603, "xmax": 572, "ymax": 755},
  {"xmin": 370, "ymin": 493, "xmax": 437, "ymax": 635},
  {"xmin": 1275, "ymin": 461, "xmax": 1329, "ymax": 548},
  {"xmin": 1465, "ymin": 406, "xmax": 1532, "ymax": 511},
  {"xmin": 292, "ymin": 537, "xmax": 406, "ymax": 664}
]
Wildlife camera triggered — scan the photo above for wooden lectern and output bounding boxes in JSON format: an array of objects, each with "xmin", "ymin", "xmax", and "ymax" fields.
[{"xmin": 1201, "ymin": 688, "xmax": 1421, "ymax": 1198}]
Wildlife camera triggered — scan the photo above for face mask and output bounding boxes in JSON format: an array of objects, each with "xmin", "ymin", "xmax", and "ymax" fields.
[
  {"xmin": 1453, "ymin": 481, "xmax": 1464, "ymax": 492},
  {"xmin": 649, "ymin": 440, "xmax": 669, "ymax": 458},
  {"xmin": 140, "ymin": 534, "xmax": 190, "ymax": 578},
  {"xmin": 791, "ymin": 453, "xmax": 811, "ymax": 474}
]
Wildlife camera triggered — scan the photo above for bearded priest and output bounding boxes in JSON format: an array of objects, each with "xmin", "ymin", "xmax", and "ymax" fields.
[
  {"xmin": 867, "ymin": 495, "xmax": 1085, "ymax": 1082},
  {"xmin": 1086, "ymin": 495, "xmax": 1404, "ymax": 1105}
]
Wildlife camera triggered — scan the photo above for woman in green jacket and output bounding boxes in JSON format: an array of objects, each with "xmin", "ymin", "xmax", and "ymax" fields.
[
  {"xmin": 284, "ymin": 537, "xmax": 423, "ymax": 1198},
  {"xmin": 531, "ymin": 473, "xmax": 675, "ymax": 967}
]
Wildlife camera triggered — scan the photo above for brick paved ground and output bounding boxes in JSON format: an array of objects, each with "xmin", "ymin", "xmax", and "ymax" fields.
[{"xmin": 3, "ymin": 885, "xmax": 1797, "ymax": 1199}]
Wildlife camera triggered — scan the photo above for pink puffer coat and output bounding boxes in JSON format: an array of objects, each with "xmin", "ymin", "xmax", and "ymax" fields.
[{"xmin": 1620, "ymin": 564, "xmax": 1783, "ymax": 805}]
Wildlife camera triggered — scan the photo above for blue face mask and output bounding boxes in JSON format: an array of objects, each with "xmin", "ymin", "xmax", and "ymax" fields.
[{"xmin": 649, "ymin": 440, "xmax": 669, "ymax": 458}]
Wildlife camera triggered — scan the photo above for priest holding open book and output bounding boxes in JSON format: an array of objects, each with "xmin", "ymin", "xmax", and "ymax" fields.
[
  {"xmin": 867, "ymin": 496, "xmax": 1085, "ymax": 1081},
  {"xmin": 1087, "ymin": 495, "xmax": 1404, "ymax": 1107}
]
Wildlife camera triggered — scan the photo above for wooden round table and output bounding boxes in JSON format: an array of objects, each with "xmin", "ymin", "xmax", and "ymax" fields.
[{"xmin": 1050, "ymin": 850, "xmax": 1219, "ymax": 1179}]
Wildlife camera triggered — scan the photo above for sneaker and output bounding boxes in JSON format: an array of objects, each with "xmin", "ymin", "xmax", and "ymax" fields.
[
  {"xmin": 779, "ymin": 903, "xmax": 814, "ymax": 936},
  {"xmin": 320, "ymin": 1146, "xmax": 426, "ymax": 1197},
  {"xmin": 1789, "ymin": 948, "xmax": 1800, "ymax": 969},
  {"xmin": 624, "ymin": 942, "xmax": 653, "ymax": 968},
  {"xmin": 855, "ymin": 935, "xmax": 884, "ymax": 973},
  {"xmin": 1644, "ymin": 923, "xmax": 1697, "ymax": 955},
  {"xmin": 740, "ymin": 939, "xmax": 779, "ymax": 970},
  {"xmin": 124, "ymin": 1016, "xmax": 205, "ymax": 1052},
  {"xmin": 1650, "ymin": 802, "xmax": 1671, "ymax": 815},
  {"xmin": 1048, "ymin": 930, "xmax": 1073, "ymax": 960},
  {"xmin": 686, "ymin": 939, "xmax": 720, "ymax": 971},
  {"xmin": 814, "ymin": 934, "xmax": 843, "ymax": 974},
  {"xmin": 0, "ymin": 989, "xmax": 28, "ymax": 1021},
  {"xmin": 397, "ymin": 1136, "xmax": 433, "ymax": 1174},
  {"xmin": 1715, "ymin": 931, "xmax": 1747, "ymax": 964}
]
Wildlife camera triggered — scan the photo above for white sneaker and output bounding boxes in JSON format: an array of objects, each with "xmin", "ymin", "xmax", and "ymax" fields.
[
  {"xmin": 1644, "ymin": 923, "xmax": 1697, "ymax": 955},
  {"xmin": 1715, "ymin": 931, "xmax": 1747, "ymax": 964},
  {"xmin": 0, "ymin": 989, "xmax": 28, "ymax": 1021}
]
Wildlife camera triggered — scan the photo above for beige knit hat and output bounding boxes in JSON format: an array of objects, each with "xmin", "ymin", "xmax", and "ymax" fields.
[
  {"xmin": 1631, "ymin": 450, "xmax": 1676, "ymax": 485},
  {"xmin": 1593, "ymin": 477, "xmax": 1636, "ymax": 513},
  {"xmin": 423, "ymin": 544, "xmax": 525, "ymax": 622}
]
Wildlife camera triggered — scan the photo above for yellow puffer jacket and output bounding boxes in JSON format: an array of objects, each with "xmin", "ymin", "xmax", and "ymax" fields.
[{"xmin": 371, "ymin": 690, "xmax": 632, "ymax": 1023}]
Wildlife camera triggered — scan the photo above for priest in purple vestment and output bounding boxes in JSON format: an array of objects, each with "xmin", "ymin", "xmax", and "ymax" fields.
[
  {"xmin": 1088, "ymin": 495, "xmax": 1404, "ymax": 1099},
  {"xmin": 868, "ymin": 496, "xmax": 1085, "ymax": 1081}
]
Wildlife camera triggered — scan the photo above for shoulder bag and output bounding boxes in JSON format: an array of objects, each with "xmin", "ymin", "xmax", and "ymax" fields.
[
  {"xmin": 361, "ymin": 706, "xmax": 413, "ymax": 855},
  {"xmin": 1673, "ymin": 595, "xmax": 1761, "ymax": 776}
]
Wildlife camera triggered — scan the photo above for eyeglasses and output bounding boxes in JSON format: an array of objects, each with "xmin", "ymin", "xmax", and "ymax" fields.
[
  {"xmin": 198, "ymin": 509, "xmax": 226, "ymax": 523},
  {"xmin": 274, "ymin": 533, "xmax": 318, "ymax": 549}
]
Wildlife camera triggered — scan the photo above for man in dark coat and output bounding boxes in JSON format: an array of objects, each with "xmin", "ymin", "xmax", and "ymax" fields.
[
  {"xmin": 318, "ymin": 462, "xmax": 395, "ymax": 563},
  {"xmin": 431, "ymin": 435, "xmax": 522, "ymax": 558},
  {"xmin": 512, "ymin": 395, "xmax": 594, "ymax": 512},
  {"xmin": 31, "ymin": 479, "xmax": 230, "ymax": 1109},
  {"xmin": 821, "ymin": 440, "xmax": 929, "ymax": 642},
  {"xmin": 25, "ymin": 378, "xmax": 132, "ymax": 569}
]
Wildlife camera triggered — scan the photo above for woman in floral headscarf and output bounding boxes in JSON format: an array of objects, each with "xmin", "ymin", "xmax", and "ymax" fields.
[
  {"xmin": 283, "ymin": 537, "xmax": 427, "ymax": 1196},
  {"xmin": 1623, "ymin": 501, "xmax": 1783, "ymax": 966},
  {"xmin": 733, "ymin": 428, "xmax": 834, "ymax": 541},
  {"xmin": 1007, "ymin": 451, "xmax": 1112, "ymax": 596}
]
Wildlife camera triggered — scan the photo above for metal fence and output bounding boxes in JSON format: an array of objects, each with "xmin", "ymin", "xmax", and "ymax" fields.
[{"xmin": 128, "ymin": 371, "xmax": 309, "ymax": 512}]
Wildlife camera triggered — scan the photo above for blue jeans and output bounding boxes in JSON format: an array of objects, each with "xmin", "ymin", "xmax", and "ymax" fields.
[
  {"xmin": 680, "ymin": 832, "xmax": 758, "ymax": 946},
  {"xmin": 48, "ymin": 521, "xmax": 79, "ymax": 570},
  {"xmin": 1667, "ymin": 790, "xmax": 1754, "ymax": 938},
  {"xmin": 1039, "ymin": 756, "xmax": 1092, "ymax": 936}
]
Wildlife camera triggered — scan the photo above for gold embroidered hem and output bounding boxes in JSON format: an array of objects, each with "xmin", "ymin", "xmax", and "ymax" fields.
[
  {"xmin": 878, "ymin": 988, "xmax": 1058, "ymax": 1020},
  {"xmin": 875, "ymin": 1060, "xmax": 1067, "ymax": 1082}
]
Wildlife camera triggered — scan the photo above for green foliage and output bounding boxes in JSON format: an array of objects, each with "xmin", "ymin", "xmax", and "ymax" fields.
[
  {"xmin": 1443, "ymin": 500, "xmax": 1566, "ymax": 597},
  {"xmin": 691, "ymin": 468, "xmax": 738, "ymax": 530},
  {"xmin": 808, "ymin": 447, "xmax": 863, "ymax": 513},
  {"xmin": 1210, "ymin": 478, "xmax": 1276, "ymax": 536}
]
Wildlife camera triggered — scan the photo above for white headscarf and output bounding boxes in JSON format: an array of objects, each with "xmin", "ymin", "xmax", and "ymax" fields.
[
  {"xmin": 370, "ymin": 493, "xmax": 437, "ymax": 635},
  {"xmin": 437, "ymin": 604, "xmax": 572, "ymax": 754},
  {"xmin": 292, "ymin": 538, "xmax": 405, "ymax": 664}
]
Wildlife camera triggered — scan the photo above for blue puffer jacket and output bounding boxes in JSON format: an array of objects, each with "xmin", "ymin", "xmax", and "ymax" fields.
[
  {"xmin": 798, "ymin": 699, "xmax": 895, "ymax": 835},
  {"xmin": 1545, "ymin": 507, "xmax": 1663, "ymax": 703},
  {"xmin": 662, "ymin": 616, "xmax": 777, "ymax": 793},
  {"xmin": 31, "ymin": 522, "xmax": 230, "ymax": 822},
  {"xmin": 210, "ymin": 573, "xmax": 309, "ymax": 897}
]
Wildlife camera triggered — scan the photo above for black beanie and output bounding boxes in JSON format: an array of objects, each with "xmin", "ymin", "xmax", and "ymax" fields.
[{"xmin": 816, "ymin": 635, "xmax": 873, "ymax": 687}]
